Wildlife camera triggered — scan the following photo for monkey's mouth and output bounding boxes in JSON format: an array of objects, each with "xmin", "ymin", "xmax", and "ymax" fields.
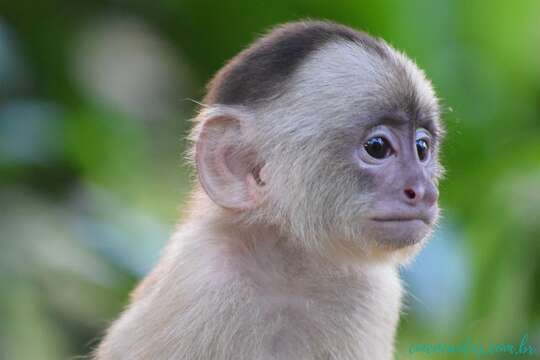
[
  {"xmin": 367, "ymin": 215, "xmax": 434, "ymax": 249},
  {"xmin": 371, "ymin": 216, "xmax": 430, "ymax": 225}
]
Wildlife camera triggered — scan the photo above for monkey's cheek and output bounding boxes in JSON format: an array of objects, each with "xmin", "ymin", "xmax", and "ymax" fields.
[{"xmin": 366, "ymin": 220, "xmax": 430, "ymax": 250}]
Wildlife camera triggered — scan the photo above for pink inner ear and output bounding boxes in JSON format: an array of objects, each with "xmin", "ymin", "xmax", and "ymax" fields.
[
  {"xmin": 221, "ymin": 146, "xmax": 246, "ymax": 178},
  {"xmin": 213, "ymin": 145, "xmax": 232, "ymax": 179}
]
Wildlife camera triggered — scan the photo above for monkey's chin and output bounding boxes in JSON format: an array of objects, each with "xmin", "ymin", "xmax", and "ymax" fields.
[{"xmin": 366, "ymin": 219, "xmax": 430, "ymax": 250}]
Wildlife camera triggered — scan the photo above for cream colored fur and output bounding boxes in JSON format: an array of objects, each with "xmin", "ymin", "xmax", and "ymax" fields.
[{"xmin": 95, "ymin": 37, "xmax": 440, "ymax": 360}]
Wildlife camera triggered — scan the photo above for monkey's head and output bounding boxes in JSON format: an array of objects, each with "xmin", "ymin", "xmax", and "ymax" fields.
[{"xmin": 192, "ymin": 21, "xmax": 444, "ymax": 262}]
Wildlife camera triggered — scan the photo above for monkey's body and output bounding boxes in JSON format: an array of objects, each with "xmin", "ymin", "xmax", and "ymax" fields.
[
  {"xmin": 97, "ymin": 210, "xmax": 402, "ymax": 360},
  {"xmin": 95, "ymin": 21, "xmax": 444, "ymax": 360}
]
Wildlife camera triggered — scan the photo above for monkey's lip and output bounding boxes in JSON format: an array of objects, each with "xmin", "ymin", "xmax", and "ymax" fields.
[{"xmin": 371, "ymin": 216, "xmax": 430, "ymax": 225}]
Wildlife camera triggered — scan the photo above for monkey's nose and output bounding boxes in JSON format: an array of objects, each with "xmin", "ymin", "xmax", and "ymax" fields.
[
  {"xmin": 402, "ymin": 184, "xmax": 425, "ymax": 205},
  {"xmin": 402, "ymin": 182, "xmax": 438, "ymax": 207},
  {"xmin": 404, "ymin": 188, "xmax": 416, "ymax": 200}
]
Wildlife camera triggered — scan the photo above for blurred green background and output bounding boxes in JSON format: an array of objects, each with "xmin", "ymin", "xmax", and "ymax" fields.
[{"xmin": 0, "ymin": 1, "xmax": 539, "ymax": 359}]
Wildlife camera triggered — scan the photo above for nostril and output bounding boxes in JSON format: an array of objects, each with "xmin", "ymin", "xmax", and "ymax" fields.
[{"xmin": 404, "ymin": 188, "xmax": 416, "ymax": 200}]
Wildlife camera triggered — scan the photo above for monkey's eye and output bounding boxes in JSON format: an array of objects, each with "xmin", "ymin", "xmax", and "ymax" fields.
[
  {"xmin": 364, "ymin": 137, "xmax": 393, "ymax": 159},
  {"xmin": 416, "ymin": 139, "xmax": 429, "ymax": 161}
]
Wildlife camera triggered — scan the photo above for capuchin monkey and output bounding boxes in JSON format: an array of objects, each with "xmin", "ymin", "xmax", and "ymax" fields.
[{"xmin": 95, "ymin": 20, "xmax": 444, "ymax": 360}]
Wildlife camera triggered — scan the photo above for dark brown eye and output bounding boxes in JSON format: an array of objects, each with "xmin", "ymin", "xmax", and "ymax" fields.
[
  {"xmin": 364, "ymin": 137, "xmax": 392, "ymax": 159},
  {"xmin": 416, "ymin": 139, "xmax": 429, "ymax": 161}
]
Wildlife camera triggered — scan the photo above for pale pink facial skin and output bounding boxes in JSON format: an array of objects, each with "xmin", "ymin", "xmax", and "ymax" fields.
[{"xmin": 354, "ymin": 114, "xmax": 440, "ymax": 250}]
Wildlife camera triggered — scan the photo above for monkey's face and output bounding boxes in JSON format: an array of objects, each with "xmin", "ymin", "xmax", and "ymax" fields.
[{"xmin": 351, "ymin": 114, "xmax": 441, "ymax": 251}]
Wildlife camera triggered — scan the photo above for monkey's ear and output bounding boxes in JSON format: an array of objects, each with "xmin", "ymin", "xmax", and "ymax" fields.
[{"xmin": 195, "ymin": 115, "xmax": 266, "ymax": 210}]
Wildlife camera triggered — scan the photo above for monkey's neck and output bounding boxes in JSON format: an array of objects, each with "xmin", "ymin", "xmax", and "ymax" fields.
[{"xmin": 173, "ymin": 206, "xmax": 403, "ymax": 359}]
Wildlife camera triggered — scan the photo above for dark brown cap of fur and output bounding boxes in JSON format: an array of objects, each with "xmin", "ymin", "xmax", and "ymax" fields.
[{"xmin": 204, "ymin": 20, "xmax": 388, "ymax": 106}]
